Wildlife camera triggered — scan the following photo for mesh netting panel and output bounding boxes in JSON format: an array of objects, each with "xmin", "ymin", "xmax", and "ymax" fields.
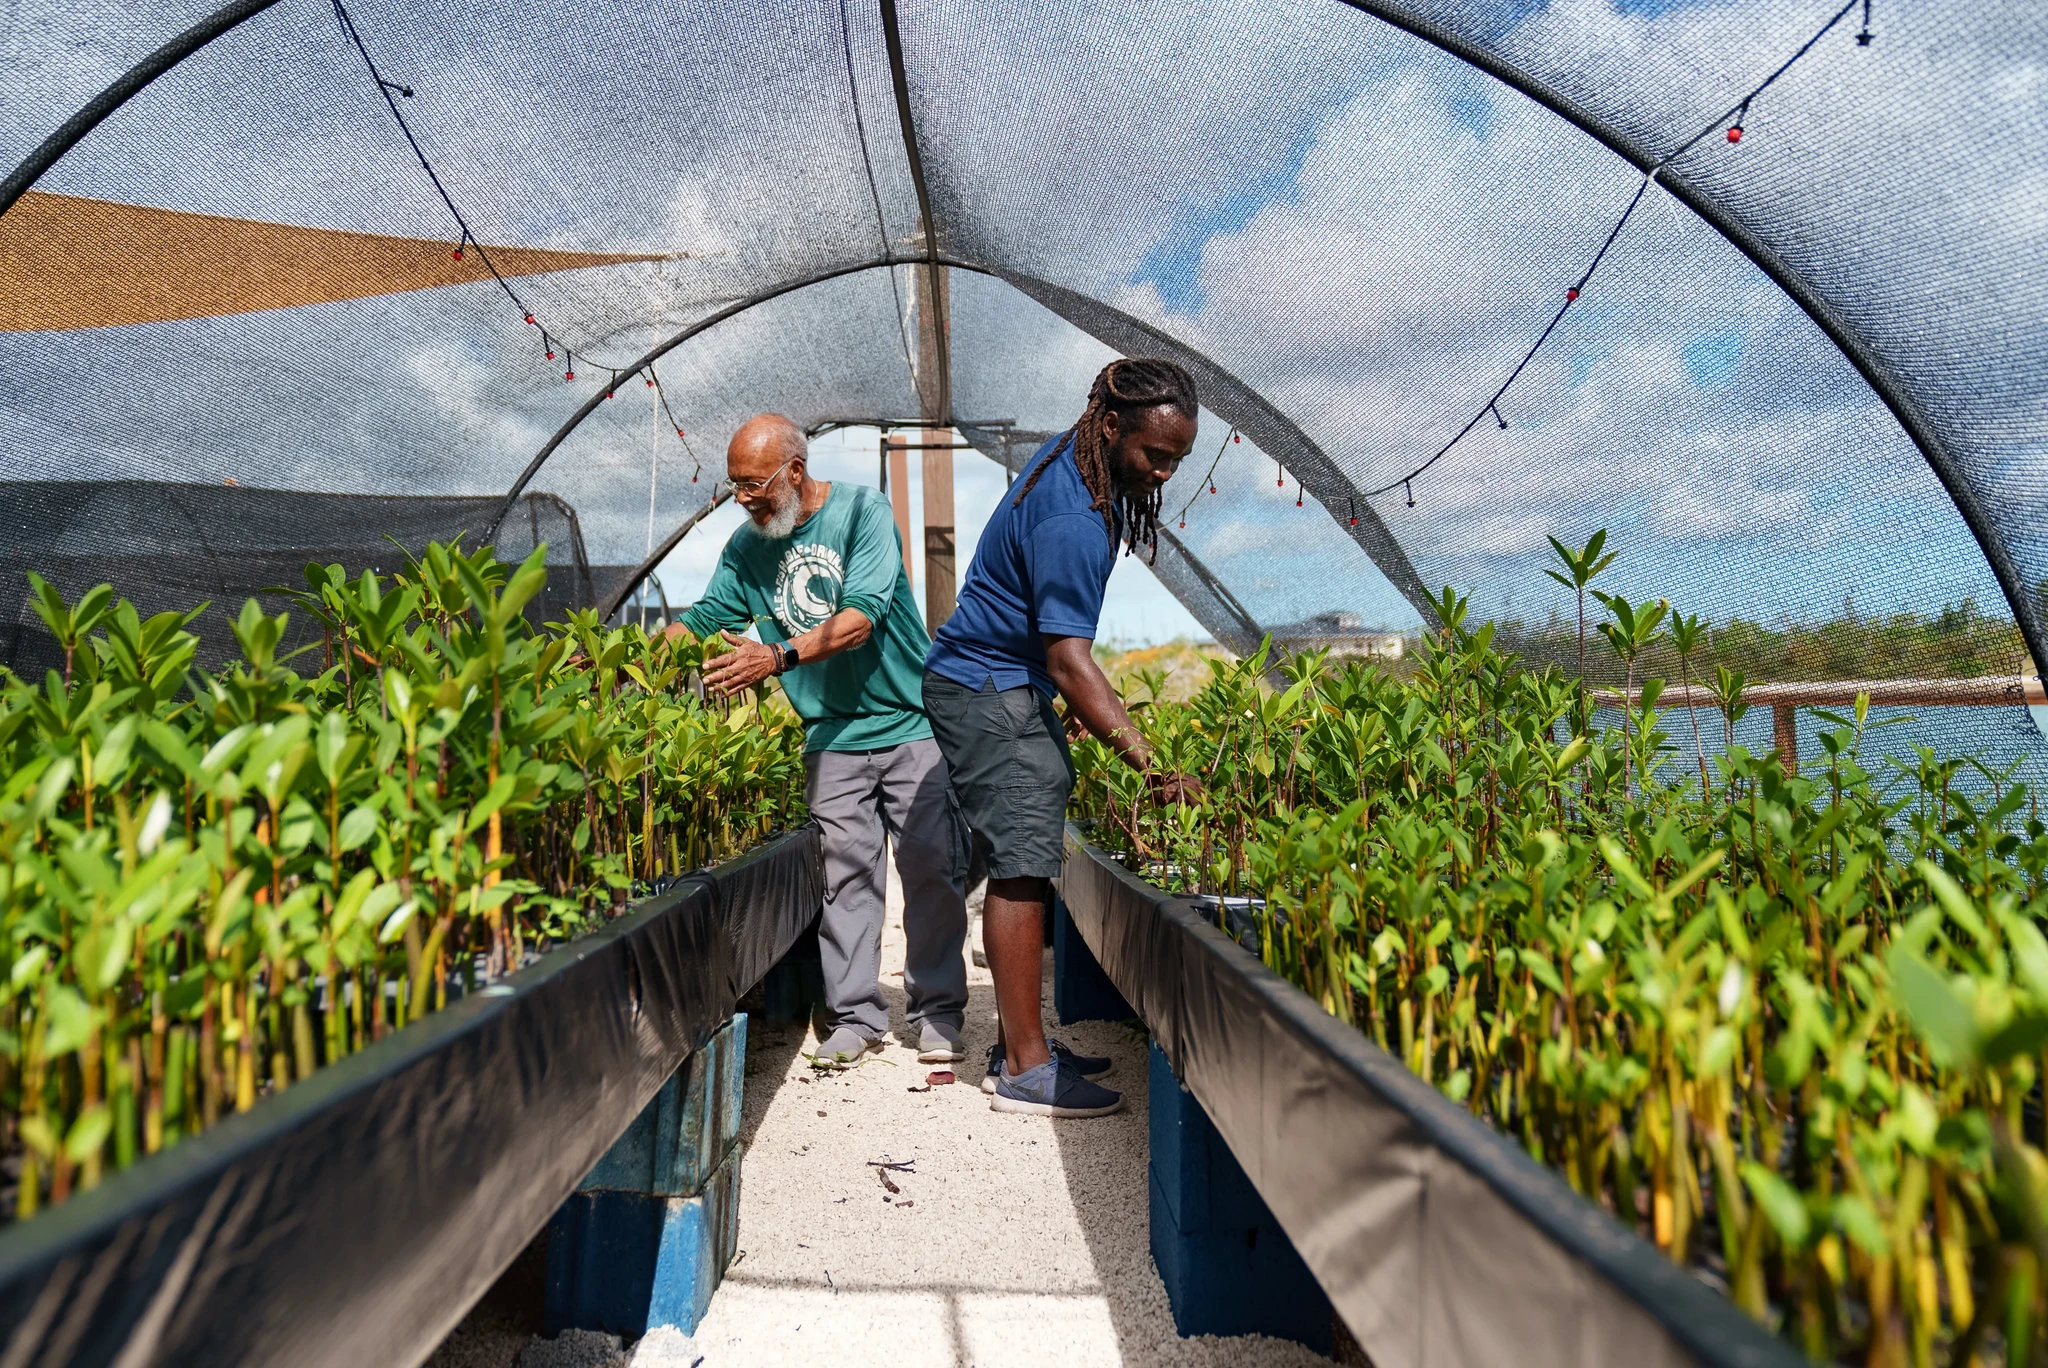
[{"xmin": 3, "ymin": 0, "xmax": 2043, "ymax": 777}]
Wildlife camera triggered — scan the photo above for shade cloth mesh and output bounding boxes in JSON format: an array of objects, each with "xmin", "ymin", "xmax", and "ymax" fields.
[{"xmin": 1, "ymin": 0, "xmax": 2042, "ymax": 776}]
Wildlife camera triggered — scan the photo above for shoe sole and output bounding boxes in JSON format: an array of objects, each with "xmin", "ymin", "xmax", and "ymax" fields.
[
  {"xmin": 988, "ymin": 1092, "xmax": 1124, "ymax": 1118},
  {"xmin": 917, "ymin": 1048, "xmax": 964, "ymax": 1063},
  {"xmin": 980, "ymin": 1063, "xmax": 1112, "ymax": 1094}
]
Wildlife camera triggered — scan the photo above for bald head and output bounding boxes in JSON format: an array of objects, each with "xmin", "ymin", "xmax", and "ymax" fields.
[
  {"xmin": 727, "ymin": 413, "xmax": 819, "ymax": 537},
  {"xmin": 728, "ymin": 413, "xmax": 807, "ymax": 476}
]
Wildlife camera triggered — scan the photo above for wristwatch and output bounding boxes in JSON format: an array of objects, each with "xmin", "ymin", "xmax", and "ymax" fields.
[{"xmin": 777, "ymin": 642, "xmax": 800, "ymax": 674}]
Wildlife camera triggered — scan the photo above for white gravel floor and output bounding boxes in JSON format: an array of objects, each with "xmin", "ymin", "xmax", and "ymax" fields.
[{"xmin": 453, "ymin": 857, "xmax": 1333, "ymax": 1368}]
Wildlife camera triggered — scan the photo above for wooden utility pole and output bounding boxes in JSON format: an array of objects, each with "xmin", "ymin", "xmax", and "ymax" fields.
[
  {"xmin": 922, "ymin": 438, "xmax": 956, "ymax": 630},
  {"xmin": 914, "ymin": 264, "xmax": 954, "ymax": 632},
  {"xmin": 882, "ymin": 433, "xmax": 913, "ymax": 586}
]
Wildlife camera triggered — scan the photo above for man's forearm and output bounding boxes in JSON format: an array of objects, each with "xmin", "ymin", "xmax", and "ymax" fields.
[
  {"xmin": 1043, "ymin": 636, "xmax": 1150, "ymax": 773},
  {"xmin": 782, "ymin": 607, "xmax": 872, "ymax": 666}
]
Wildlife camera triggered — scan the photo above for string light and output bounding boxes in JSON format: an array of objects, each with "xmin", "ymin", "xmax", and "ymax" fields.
[
  {"xmin": 1159, "ymin": 0, "xmax": 1882, "ymax": 536},
  {"xmin": 1169, "ymin": 429, "xmax": 1237, "ymax": 530},
  {"xmin": 333, "ymin": 0, "xmax": 655, "ymax": 388}
]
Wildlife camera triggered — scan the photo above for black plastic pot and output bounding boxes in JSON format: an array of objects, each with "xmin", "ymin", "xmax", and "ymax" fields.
[
  {"xmin": 0, "ymin": 825, "xmax": 822, "ymax": 1368},
  {"xmin": 1058, "ymin": 829, "xmax": 1799, "ymax": 1368}
]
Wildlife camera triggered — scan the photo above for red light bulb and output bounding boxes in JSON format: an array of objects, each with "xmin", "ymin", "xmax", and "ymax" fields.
[
  {"xmin": 452, "ymin": 248, "xmax": 464, "ymax": 261},
  {"xmin": 524, "ymin": 313, "xmax": 536, "ymax": 325},
  {"xmin": 1727, "ymin": 124, "xmax": 1743, "ymax": 143},
  {"xmin": 1566, "ymin": 287, "xmax": 1579, "ymax": 302},
  {"xmin": 1296, "ymin": 494, "xmax": 1304, "ymax": 507},
  {"xmin": 545, "ymin": 350, "xmax": 556, "ymax": 360},
  {"xmin": 1232, "ymin": 433, "xmax": 1240, "ymax": 444},
  {"xmin": 1349, "ymin": 515, "xmax": 1359, "ymax": 527},
  {"xmin": 565, "ymin": 369, "xmax": 575, "ymax": 381},
  {"xmin": 1178, "ymin": 519, "xmax": 1186, "ymax": 529}
]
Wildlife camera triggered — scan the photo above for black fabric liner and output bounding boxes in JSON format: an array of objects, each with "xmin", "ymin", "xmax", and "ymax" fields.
[
  {"xmin": 1059, "ymin": 828, "xmax": 1799, "ymax": 1368},
  {"xmin": 0, "ymin": 824, "xmax": 822, "ymax": 1368}
]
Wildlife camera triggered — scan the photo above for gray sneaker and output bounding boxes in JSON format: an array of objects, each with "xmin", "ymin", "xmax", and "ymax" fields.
[
  {"xmin": 980, "ymin": 1038, "xmax": 1112, "ymax": 1094},
  {"xmin": 989, "ymin": 1056, "xmax": 1123, "ymax": 1117},
  {"xmin": 916, "ymin": 1019, "xmax": 965, "ymax": 1064},
  {"xmin": 810, "ymin": 1025, "xmax": 881, "ymax": 1070}
]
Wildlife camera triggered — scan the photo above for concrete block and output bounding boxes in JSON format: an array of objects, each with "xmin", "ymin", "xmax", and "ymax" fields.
[
  {"xmin": 1053, "ymin": 892, "xmax": 1134, "ymax": 1025},
  {"xmin": 544, "ymin": 1142, "xmax": 743, "ymax": 1338},
  {"xmin": 1148, "ymin": 1044, "xmax": 1333, "ymax": 1352}
]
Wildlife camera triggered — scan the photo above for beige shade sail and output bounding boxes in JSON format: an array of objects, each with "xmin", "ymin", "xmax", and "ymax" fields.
[{"xmin": 0, "ymin": 190, "xmax": 664, "ymax": 331}]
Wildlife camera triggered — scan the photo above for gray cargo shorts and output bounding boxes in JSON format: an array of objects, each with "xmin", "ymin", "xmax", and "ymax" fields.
[{"xmin": 922, "ymin": 669, "xmax": 1074, "ymax": 881}]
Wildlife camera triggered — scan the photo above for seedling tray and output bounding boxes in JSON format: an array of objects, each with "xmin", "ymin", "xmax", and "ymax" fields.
[
  {"xmin": 1059, "ymin": 828, "xmax": 1796, "ymax": 1368},
  {"xmin": 0, "ymin": 826, "xmax": 822, "ymax": 1368}
]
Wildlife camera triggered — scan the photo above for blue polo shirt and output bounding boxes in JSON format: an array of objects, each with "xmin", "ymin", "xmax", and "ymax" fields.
[{"xmin": 926, "ymin": 434, "xmax": 1120, "ymax": 698}]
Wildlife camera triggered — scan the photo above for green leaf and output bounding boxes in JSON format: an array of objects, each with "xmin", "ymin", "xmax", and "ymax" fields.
[
  {"xmin": 1885, "ymin": 944, "xmax": 1978, "ymax": 1068},
  {"xmin": 1519, "ymin": 949, "xmax": 1565, "ymax": 997},
  {"xmin": 1741, "ymin": 1162, "xmax": 1811, "ymax": 1247},
  {"xmin": 41, "ymin": 986, "xmax": 94, "ymax": 1058},
  {"xmin": 338, "ymin": 804, "xmax": 381, "ymax": 852},
  {"xmin": 1982, "ymin": 1012, "xmax": 2048, "ymax": 1068},
  {"xmin": 9, "ymin": 945, "xmax": 49, "ymax": 993},
  {"xmin": 64, "ymin": 1105, "xmax": 111, "ymax": 1164},
  {"xmin": 1916, "ymin": 859, "xmax": 1990, "ymax": 948},
  {"xmin": 377, "ymin": 899, "xmax": 420, "ymax": 945},
  {"xmin": 1832, "ymin": 1195, "xmax": 1890, "ymax": 1257}
]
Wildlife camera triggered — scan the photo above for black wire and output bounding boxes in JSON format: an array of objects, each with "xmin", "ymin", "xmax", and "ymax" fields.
[
  {"xmin": 1360, "ymin": 172, "xmax": 1653, "ymax": 500},
  {"xmin": 838, "ymin": 0, "xmax": 920, "ymax": 393},
  {"xmin": 1662, "ymin": 0, "xmax": 1863, "ymax": 163},
  {"xmin": 331, "ymin": 0, "xmax": 651, "ymax": 374},
  {"xmin": 1259, "ymin": 0, "xmax": 1874, "ymax": 516}
]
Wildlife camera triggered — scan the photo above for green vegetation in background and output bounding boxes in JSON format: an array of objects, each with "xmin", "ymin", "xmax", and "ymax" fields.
[
  {"xmin": 0, "ymin": 542, "xmax": 803, "ymax": 1220},
  {"xmin": 1073, "ymin": 533, "xmax": 2048, "ymax": 1364}
]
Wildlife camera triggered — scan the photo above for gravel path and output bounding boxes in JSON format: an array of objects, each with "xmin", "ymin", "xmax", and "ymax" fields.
[{"xmin": 451, "ymin": 860, "xmax": 1332, "ymax": 1368}]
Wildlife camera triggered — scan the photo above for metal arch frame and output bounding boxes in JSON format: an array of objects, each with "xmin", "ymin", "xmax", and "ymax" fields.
[
  {"xmin": 1329, "ymin": 0, "xmax": 2048, "ymax": 673},
  {"xmin": 4, "ymin": 0, "xmax": 2033, "ymax": 666},
  {"xmin": 596, "ymin": 486, "xmax": 732, "ymax": 621},
  {"xmin": 492, "ymin": 255, "xmax": 1438, "ymax": 630},
  {"xmin": 0, "ymin": 0, "xmax": 289, "ymax": 220}
]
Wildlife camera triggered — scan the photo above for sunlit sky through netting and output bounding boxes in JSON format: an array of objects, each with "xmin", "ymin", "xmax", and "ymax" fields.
[{"xmin": 2, "ymin": 0, "xmax": 2043, "ymax": 688}]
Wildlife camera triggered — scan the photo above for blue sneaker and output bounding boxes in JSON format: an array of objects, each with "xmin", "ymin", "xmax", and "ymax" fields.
[
  {"xmin": 989, "ymin": 1056, "xmax": 1123, "ymax": 1117},
  {"xmin": 981, "ymin": 1038, "xmax": 1113, "ymax": 1094}
]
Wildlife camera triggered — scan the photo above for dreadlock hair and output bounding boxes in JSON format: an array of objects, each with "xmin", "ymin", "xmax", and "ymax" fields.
[{"xmin": 1013, "ymin": 357, "xmax": 1197, "ymax": 559}]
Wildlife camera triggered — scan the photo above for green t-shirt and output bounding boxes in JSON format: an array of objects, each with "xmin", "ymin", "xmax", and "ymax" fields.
[{"xmin": 680, "ymin": 484, "xmax": 933, "ymax": 753}]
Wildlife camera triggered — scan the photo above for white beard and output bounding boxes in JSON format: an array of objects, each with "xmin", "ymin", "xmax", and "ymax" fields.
[{"xmin": 755, "ymin": 489, "xmax": 802, "ymax": 539}]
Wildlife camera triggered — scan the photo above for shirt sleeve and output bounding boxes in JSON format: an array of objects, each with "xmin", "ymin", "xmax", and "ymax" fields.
[
  {"xmin": 1027, "ymin": 509, "xmax": 1117, "ymax": 639},
  {"xmin": 837, "ymin": 492, "xmax": 902, "ymax": 628},
  {"xmin": 679, "ymin": 543, "xmax": 754, "ymax": 639}
]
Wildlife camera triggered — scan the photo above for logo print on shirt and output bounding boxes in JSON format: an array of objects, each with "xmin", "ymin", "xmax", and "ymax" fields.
[{"xmin": 773, "ymin": 542, "xmax": 845, "ymax": 634}]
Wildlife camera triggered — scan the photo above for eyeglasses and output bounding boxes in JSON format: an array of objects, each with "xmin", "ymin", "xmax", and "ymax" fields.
[{"xmin": 727, "ymin": 456, "xmax": 795, "ymax": 496}]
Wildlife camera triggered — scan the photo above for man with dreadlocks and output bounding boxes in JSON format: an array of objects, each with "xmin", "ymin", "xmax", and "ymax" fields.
[{"xmin": 924, "ymin": 358, "xmax": 1202, "ymax": 1118}]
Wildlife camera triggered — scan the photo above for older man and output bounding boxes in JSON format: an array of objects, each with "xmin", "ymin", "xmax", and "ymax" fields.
[{"xmin": 676, "ymin": 414, "xmax": 967, "ymax": 1066}]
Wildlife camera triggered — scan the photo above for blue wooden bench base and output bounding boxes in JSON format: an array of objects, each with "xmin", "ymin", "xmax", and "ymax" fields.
[
  {"xmin": 544, "ymin": 1013, "xmax": 749, "ymax": 1338},
  {"xmin": 1148, "ymin": 1044, "xmax": 1334, "ymax": 1352}
]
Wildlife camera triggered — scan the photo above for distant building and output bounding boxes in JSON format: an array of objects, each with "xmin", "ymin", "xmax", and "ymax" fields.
[{"xmin": 1267, "ymin": 611, "xmax": 1405, "ymax": 661}]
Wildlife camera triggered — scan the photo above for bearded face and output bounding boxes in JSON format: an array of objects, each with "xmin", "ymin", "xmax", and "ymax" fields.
[{"xmin": 753, "ymin": 477, "xmax": 803, "ymax": 539}]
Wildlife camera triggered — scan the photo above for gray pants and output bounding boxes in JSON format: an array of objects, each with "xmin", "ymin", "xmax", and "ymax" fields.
[{"xmin": 804, "ymin": 737, "xmax": 968, "ymax": 1039}]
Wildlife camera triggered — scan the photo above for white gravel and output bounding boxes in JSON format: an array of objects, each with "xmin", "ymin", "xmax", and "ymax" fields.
[{"xmin": 501, "ymin": 857, "xmax": 1333, "ymax": 1368}]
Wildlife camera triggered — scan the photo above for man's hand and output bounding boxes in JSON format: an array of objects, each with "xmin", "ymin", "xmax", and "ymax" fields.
[
  {"xmin": 1147, "ymin": 771, "xmax": 1203, "ymax": 806},
  {"xmin": 701, "ymin": 630, "xmax": 780, "ymax": 700}
]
